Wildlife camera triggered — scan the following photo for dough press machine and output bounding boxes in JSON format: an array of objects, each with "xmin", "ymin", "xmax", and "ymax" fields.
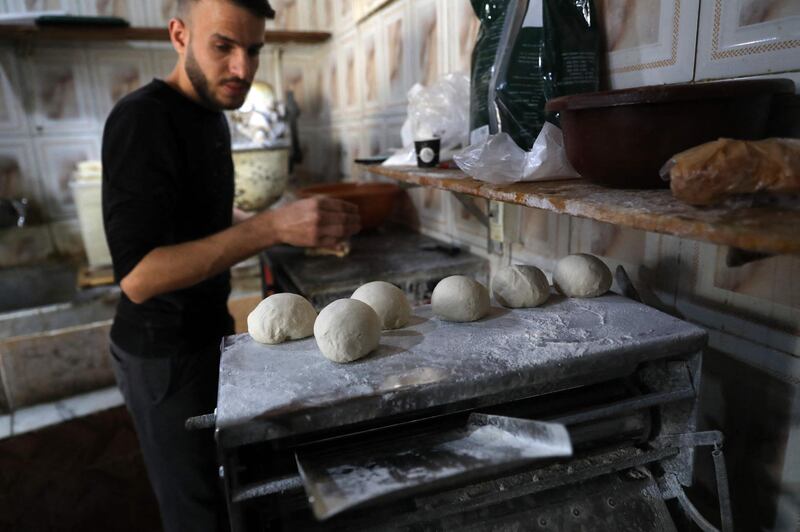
[{"xmin": 187, "ymin": 293, "xmax": 733, "ymax": 531}]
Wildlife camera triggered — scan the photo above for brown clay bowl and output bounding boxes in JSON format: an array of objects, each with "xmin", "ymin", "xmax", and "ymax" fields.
[
  {"xmin": 546, "ymin": 79, "xmax": 795, "ymax": 188},
  {"xmin": 297, "ymin": 182, "xmax": 401, "ymax": 230}
]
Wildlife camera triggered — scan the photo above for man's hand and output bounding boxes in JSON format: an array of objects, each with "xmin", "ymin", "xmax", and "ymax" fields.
[{"xmin": 269, "ymin": 196, "xmax": 361, "ymax": 248}]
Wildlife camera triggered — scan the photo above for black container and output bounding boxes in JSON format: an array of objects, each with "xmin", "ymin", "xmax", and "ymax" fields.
[{"xmin": 414, "ymin": 138, "xmax": 441, "ymax": 168}]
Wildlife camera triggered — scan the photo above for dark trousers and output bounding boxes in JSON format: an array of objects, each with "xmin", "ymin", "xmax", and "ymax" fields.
[{"xmin": 110, "ymin": 342, "xmax": 228, "ymax": 532}]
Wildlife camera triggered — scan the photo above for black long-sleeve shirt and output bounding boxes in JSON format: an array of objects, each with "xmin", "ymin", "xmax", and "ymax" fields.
[{"xmin": 102, "ymin": 79, "xmax": 234, "ymax": 358}]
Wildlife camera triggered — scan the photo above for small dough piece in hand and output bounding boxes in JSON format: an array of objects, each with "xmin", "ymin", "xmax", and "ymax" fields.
[
  {"xmin": 432, "ymin": 275, "xmax": 489, "ymax": 322},
  {"xmin": 492, "ymin": 265, "xmax": 550, "ymax": 308},
  {"xmin": 314, "ymin": 299, "xmax": 381, "ymax": 363},
  {"xmin": 352, "ymin": 281, "xmax": 411, "ymax": 330},
  {"xmin": 553, "ymin": 254, "xmax": 612, "ymax": 298},
  {"xmin": 248, "ymin": 293, "xmax": 317, "ymax": 344}
]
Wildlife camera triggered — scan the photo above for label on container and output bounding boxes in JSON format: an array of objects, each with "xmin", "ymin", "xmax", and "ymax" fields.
[{"xmin": 522, "ymin": 0, "xmax": 543, "ymax": 28}]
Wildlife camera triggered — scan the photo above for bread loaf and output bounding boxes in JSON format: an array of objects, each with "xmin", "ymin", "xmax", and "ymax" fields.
[{"xmin": 666, "ymin": 138, "xmax": 800, "ymax": 206}]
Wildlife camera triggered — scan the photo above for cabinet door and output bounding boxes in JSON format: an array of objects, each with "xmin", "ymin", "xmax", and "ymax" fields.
[
  {"xmin": 598, "ymin": 0, "xmax": 700, "ymax": 89},
  {"xmin": 696, "ymin": 0, "xmax": 800, "ymax": 80}
]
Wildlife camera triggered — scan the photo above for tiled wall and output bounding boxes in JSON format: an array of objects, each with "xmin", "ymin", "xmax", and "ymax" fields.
[{"xmin": 0, "ymin": 0, "xmax": 799, "ymax": 529}]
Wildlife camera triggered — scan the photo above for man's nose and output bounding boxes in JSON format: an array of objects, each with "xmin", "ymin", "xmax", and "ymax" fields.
[{"xmin": 229, "ymin": 49, "xmax": 254, "ymax": 81}]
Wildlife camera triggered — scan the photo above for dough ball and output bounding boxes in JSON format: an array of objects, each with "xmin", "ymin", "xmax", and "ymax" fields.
[
  {"xmin": 492, "ymin": 265, "xmax": 550, "ymax": 308},
  {"xmin": 351, "ymin": 281, "xmax": 411, "ymax": 330},
  {"xmin": 247, "ymin": 293, "xmax": 317, "ymax": 344},
  {"xmin": 314, "ymin": 299, "xmax": 381, "ymax": 363},
  {"xmin": 553, "ymin": 254, "xmax": 612, "ymax": 298},
  {"xmin": 432, "ymin": 275, "xmax": 490, "ymax": 322}
]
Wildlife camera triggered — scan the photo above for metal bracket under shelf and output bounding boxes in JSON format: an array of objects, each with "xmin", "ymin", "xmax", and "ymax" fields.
[
  {"xmin": 725, "ymin": 247, "xmax": 775, "ymax": 267},
  {"xmin": 453, "ymin": 192, "xmax": 490, "ymax": 229}
]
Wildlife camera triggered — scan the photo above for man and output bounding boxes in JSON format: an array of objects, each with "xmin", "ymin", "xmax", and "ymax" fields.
[{"xmin": 101, "ymin": 1, "xmax": 360, "ymax": 530}]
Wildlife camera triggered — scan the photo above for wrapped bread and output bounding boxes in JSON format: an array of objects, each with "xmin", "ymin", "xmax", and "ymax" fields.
[{"xmin": 665, "ymin": 138, "xmax": 800, "ymax": 206}]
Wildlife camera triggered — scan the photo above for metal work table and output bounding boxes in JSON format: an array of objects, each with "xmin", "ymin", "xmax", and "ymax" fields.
[{"xmin": 216, "ymin": 294, "xmax": 706, "ymax": 447}]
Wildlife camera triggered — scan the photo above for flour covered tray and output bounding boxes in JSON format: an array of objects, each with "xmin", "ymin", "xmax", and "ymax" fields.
[{"xmin": 215, "ymin": 294, "xmax": 706, "ymax": 447}]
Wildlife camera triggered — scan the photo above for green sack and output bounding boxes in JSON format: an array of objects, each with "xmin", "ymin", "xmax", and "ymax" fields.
[{"xmin": 470, "ymin": 0, "xmax": 600, "ymax": 151}]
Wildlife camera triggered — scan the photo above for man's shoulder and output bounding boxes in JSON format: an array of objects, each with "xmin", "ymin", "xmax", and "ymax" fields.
[{"xmin": 107, "ymin": 80, "xmax": 173, "ymax": 126}]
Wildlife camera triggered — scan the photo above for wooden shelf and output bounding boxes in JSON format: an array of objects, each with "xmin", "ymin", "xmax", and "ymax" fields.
[
  {"xmin": 366, "ymin": 165, "xmax": 800, "ymax": 255},
  {"xmin": 0, "ymin": 25, "xmax": 330, "ymax": 44}
]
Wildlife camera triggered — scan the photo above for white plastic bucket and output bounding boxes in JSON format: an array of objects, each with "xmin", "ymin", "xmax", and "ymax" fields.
[{"xmin": 70, "ymin": 174, "xmax": 112, "ymax": 269}]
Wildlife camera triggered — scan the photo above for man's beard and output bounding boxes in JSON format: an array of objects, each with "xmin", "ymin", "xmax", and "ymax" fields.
[{"xmin": 185, "ymin": 45, "xmax": 249, "ymax": 111}]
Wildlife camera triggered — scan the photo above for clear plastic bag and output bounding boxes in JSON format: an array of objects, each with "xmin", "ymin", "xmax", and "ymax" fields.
[
  {"xmin": 383, "ymin": 73, "xmax": 470, "ymax": 166},
  {"xmin": 663, "ymin": 138, "xmax": 800, "ymax": 206},
  {"xmin": 453, "ymin": 123, "xmax": 580, "ymax": 184}
]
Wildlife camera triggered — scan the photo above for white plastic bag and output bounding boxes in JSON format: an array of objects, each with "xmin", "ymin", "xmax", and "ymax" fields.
[
  {"xmin": 453, "ymin": 123, "xmax": 580, "ymax": 184},
  {"xmin": 383, "ymin": 73, "xmax": 470, "ymax": 166}
]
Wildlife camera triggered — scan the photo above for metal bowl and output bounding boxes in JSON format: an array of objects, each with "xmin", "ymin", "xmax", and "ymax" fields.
[{"xmin": 232, "ymin": 147, "xmax": 290, "ymax": 211}]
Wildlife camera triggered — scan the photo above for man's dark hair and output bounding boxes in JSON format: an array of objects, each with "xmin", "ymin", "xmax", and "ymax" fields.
[{"xmin": 178, "ymin": 0, "xmax": 275, "ymax": 19}]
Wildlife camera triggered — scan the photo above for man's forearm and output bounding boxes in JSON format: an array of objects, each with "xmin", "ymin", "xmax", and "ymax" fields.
[{"xmin": 121, "ymin": 211, "xmax": 278, "ymax": 304}]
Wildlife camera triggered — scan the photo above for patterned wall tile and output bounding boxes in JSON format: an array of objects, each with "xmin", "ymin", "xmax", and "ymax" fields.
[
  {"xmin": 340, "ymin": 123, "xmax": 363, "ymax": 179},
  {"xmin": 23, "ymin": 48, "xmax": 96, "ymax": 136},
  {"xmin": 145, "ymin": 0, "xmax": 178, "ymax": 27},
  {"xmin": 325, "ymin": 49, "xmax": 340, "ymax": 115},
  {"xmin": 380, "ymin": 1, "xmax": 412, "ymax": 110},
  {"xmin": 676, "ymin": 240, "xmax": 800, "ymax": 357},
  {"xmin": 713, "ymin": 253, "xmax": 799, "ymax": 312},
  {"xmin": 450, "ymin": 193, "xmax": 487, "ymax": 249},
  {"xmin": 0, "ymin": 49, "xmax": 29, "ymax": 137},
  {"xmin": 510, "ymin": 209, "xmax": 570, "ymax": 275},
  {"xmin": 407, "ymin": 186, "xmax": 449, "ymax": 234},
  {"xmin": 0, "ymin": 139, "xmax": 44, "ymax": 220},
  {"xmin": 7, "ymin": 0, "xmax": 75, "ymax": 12},
  {"xmin": 282, "ymin": 57, "xmax": 308, "ymax": 115},
  {"xmin": 87, "ymin": 49, "xmax": 151, "ymax": 124},
  {"xmin": 696, "ymin": 0, "xmax": 800, "ymax": 80},
  {"xmin": 448, "ymin": 0, "xmax": 479, "ymax": 75},
  {"xmin": 384, "ymin": 113, "xmax": 404, "ymax": 151},
  {"xmin": 598, "ymin": 0, "xmax": 700, "ymax": 89},
  {"xmin": 315, "ymin": 0, "xmax": 335, "ymax": 32},
  {"xmin": 334, "ymin": 0, "xmax": 356, "ymax": 33},
  {"xmin": 149, "ymin": 48, "xmax": 177, "ymax": 80},
  {"xmin": 302, "ymin": 56, "xmax": 324, "ymax": 124},
  {"xmin": 410, "ymin": 0, "xmax": 440, "ymax": 87},
  {"xmin": 339, "ymin": 29, "xmax": 361, "ymax": 114},
  {"xmin": 271, "ymin": 0, "xmax": 301, "ymax": 31},
  {"xmin": 313, "ymin": 127, "xmax": 344, "ymax": 182},
  {"xmin": 34, "ymin": 135, "xmax": 99, "ymax": 220},
  {"xmin": 78, "ymin": 0, "xmax": 148, "ymax": 26},
  {"xmin": 358, "ymin": 17, "xmax": 383, "ymax": 110},
  {"xmin": 361, "ymin": 118, "xmax": 385, "ymax": 157}
]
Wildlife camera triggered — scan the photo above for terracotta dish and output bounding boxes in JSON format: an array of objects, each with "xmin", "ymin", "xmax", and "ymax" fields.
[
  {"xmin": 545, "ymin": 79, "xmax": 795, "ymax": 188},
  {"xmin": 298, "ymin": 182, "xmax": 401, "ymax": 231}
]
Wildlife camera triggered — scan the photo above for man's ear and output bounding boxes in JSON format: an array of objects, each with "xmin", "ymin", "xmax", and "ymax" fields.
[{"xmin": 168, "ymin": 17, "xmax": 189, "ymax": 54}]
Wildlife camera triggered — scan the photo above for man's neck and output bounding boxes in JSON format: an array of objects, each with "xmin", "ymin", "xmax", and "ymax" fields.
[{"xmin": 165, "ymin": 64, "xmax": 209, "ymax": 109}]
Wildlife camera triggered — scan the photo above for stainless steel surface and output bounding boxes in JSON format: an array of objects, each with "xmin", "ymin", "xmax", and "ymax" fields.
[
  {"xmin": 262, "ymin": 227, "xmax": 488, "ymax": 308},
  {"xmin": 0, "ymin": 262, "xmax": 79, "ymax": 314},
  {"xmin": 296, "ymin": 414, "xmax": 572, "ymax": 520},
  {"xmin": 0, "ymin": 285, "xmax": 118, "ymax": 412},
  {"xmin": 215, "ymin": 294, "xmax": 707, "ymax": 447}
]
